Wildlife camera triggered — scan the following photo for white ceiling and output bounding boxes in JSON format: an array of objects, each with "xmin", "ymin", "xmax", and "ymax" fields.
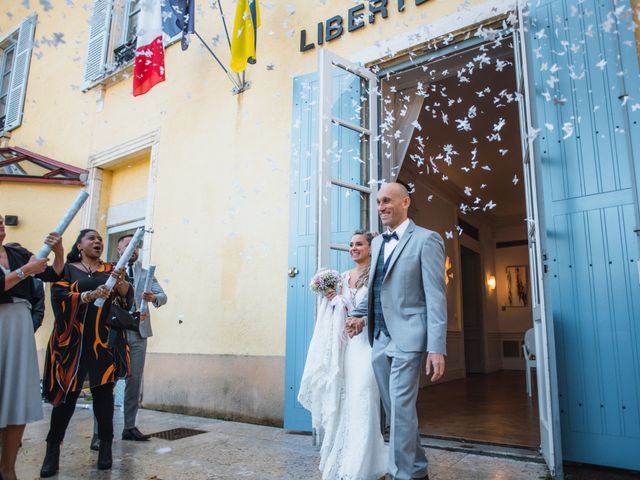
[{"xmin": 389, "ymin": 39, "xmax": 527, "ymax": 225}]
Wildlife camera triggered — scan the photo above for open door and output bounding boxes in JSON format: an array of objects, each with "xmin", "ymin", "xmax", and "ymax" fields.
[
  {"xmin": 514, "ymin": 5, "xmax": 563, "ymax": 477},
  {"xmin": 283, "ymin": 50, "xmax": 379, "ymax": 431},
  {"xmin": 317, "ymin": 49, "xmax": 380, "ymax": 268}
]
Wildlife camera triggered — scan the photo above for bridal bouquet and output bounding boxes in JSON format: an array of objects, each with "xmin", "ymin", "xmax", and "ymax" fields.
[{"xmin": 309, "ymin": 269, "xmax": 342, "ymax": 295}]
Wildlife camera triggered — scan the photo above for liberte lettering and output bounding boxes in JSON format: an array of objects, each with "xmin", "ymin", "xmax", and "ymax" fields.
[{"xmin": 300, "ymin": 0, "xmax": 432, "ymax": 52}]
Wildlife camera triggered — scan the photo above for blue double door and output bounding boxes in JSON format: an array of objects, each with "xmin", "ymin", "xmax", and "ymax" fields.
[
  {"xmin": 526, "ymin": 0, "xmax": 640, "ymax": 471},
  {"xmin": 285, "ymin": 0, "xmax": 640, "ymax": 473}
]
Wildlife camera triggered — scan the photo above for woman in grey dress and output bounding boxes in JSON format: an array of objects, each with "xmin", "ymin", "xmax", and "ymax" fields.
[{"xmin": 0, "ymin": 215, "xmax": 64, "ymax": 480}]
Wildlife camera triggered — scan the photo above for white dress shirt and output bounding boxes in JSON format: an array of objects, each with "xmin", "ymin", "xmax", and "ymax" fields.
[{"xmin": 383, "ymin": 218, "xmax": 410, "ymax": 262}]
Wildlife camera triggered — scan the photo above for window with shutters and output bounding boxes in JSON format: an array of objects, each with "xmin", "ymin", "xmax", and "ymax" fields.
[
  {"xmin": 0, "ymin": 34, "xmax": 17, "ymax": 132},
  {"xmin": 0, "ymin": 14, "xmax": 36, "ymax": 133},
  {"xmin": 109, "ymin": 0, "xmax": 140, "ymax": 70},
  {"xmin": 83, "ymin": 0, "xmax": 182, "ymax": 90}
]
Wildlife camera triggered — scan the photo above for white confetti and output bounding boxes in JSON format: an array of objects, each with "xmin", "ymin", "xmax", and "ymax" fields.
[{"xmin": 562, "ymin": 122, "xmax": 574, "ymax": 139}]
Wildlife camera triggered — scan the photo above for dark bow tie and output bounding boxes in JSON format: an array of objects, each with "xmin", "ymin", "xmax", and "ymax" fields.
[{"xmin": 382, "ymin": 231, "xmax": 399, "ymax": 243}]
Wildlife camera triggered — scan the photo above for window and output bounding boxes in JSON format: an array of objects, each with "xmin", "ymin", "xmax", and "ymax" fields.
[
  {"xmin": 0, "ymin": 15, "xmax": 36, "ymax": 133},
  {"xmin": 0, "ymin": 39, "xmax": 16, "ymax": 131},
  {"xmin": 83, "ymin": 0, "xmax": 182, "ymax": 89},
  {"xmin": 110, "ymin": 0, "xmax": 140, "ymax": 69}
]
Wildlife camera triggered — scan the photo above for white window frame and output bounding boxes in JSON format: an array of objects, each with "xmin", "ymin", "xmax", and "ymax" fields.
[
  {"xmin": 82, "ymin": 129, "xmax": 160, "ymax": 269},
  {"xmin": 317, "ymin": 48, "xmax": 380, "ymax": 270},
  {"xmin": 0, "ymin": 39, "xmax": 16, "ymax": 130},
  {"xmin": 105, "ymin": 218, "xmax": 145, "ymax": 261},
  {"xmin": 82, "ymin": 0, "xmax": 182, "ymax": 92}
]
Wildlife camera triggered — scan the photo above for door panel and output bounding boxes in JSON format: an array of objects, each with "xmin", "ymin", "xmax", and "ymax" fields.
[
  {"xmin": 526, "ymin": 0, "xmax": 640, "ymax": 470},
  {"xmin": 284, "ymin": 73, "xmax": 319, "ymax": 431},
  {"xmin": 284, "ymin": 49, "xmax": 380, "ymax": 430}
]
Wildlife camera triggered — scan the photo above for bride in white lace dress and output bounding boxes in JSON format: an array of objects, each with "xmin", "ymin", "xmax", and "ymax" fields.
[{"xmin": 298, "ymin": 231, "xmax": 387, "ymax": 480}]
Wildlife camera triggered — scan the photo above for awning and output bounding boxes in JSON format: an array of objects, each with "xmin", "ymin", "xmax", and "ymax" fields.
[{"xmin": 0, "ymin": 146, "xmax": 87, "ymax": 185}]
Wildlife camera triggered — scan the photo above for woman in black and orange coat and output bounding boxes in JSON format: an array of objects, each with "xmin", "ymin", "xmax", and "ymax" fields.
[{"xmin": 40, "ymin": 229, "xmax": 132, "ymax": 477}]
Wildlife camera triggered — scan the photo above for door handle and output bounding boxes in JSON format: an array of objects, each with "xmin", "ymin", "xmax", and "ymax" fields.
[{"xmin": 288, "ymin": 267, "xmax": 299, "ymax": 278}]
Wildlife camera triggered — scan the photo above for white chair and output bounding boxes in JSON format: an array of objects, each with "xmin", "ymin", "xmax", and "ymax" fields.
[{"xmin": 523, "ymin": 328, "xmax": 536, "ymax": 397}]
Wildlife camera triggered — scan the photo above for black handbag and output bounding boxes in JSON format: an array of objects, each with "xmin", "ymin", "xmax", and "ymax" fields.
[{"xmin": 106, "ymin": 303, "xmax": 140, "ymax": 332}]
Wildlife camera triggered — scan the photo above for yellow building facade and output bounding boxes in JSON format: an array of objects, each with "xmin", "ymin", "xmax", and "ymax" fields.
[{"xmin": 2, "ymin": 0, "xmax": 640, "ymax": 474}]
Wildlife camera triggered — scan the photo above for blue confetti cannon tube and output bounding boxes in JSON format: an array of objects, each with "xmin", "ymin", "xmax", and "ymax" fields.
[
  {"xmin": 139, "ymin": 264, "xmax": 156, "ymax": 315},
  {"xmin": 94, "ymin": 227, "xmax": 145, "ymax": 308},
  {"xmin": 36, "ymin": 190, "xmax": 90, "ymax": 259}
]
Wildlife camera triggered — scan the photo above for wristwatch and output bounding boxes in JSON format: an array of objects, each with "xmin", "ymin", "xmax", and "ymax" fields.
[{"xmin": 15, "ymin": 268, "xmax": 26, "ymax": 280}]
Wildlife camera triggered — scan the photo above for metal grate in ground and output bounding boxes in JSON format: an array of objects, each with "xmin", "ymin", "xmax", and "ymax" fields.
[{"xmin": 150, "ymin": 427, "xmax": 207, "ymax": 441}]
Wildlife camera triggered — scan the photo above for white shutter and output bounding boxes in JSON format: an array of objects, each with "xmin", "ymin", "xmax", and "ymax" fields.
[
  {"xmin": 4, "ymin": 14, "xmax": 36, "ymax": 132},
  {"xmin": 82, "ymin": 0, "xmax": 113, "ymax": 88}
]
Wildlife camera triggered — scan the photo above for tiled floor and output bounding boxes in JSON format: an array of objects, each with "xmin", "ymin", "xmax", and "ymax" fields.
[
  {"xmin": 418, "ymin": 370, "xmax": 540, "ymax": 447},
  {"xmin": 14, "ymin": 404, "xmax": 550, "ymax": 480}
]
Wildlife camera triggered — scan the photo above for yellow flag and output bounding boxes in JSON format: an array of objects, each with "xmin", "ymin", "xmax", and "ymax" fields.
[{"xmin": 230, "ymin": 0, "xmax": 261, "ymax": 73}]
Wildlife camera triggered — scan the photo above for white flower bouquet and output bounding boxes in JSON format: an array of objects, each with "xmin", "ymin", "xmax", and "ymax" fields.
[{"xmin": 309, "ymin": 269, "xmax": 342, "ymax": 295}]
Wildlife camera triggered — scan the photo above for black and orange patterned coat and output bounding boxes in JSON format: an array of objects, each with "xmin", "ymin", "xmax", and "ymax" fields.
[{"xmin": 43, "ymin": 262, "xmax": 132, "ymax": 406}]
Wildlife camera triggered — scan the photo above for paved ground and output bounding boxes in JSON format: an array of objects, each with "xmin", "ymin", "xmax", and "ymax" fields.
[{"xmin": 15, "ymin": 404, "xmax": 552, "ymax": 479}]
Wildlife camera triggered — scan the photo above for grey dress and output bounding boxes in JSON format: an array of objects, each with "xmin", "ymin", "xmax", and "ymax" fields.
[{"xmin": 0, "ymin": 264, "xmax": 44, "ymax": 427}]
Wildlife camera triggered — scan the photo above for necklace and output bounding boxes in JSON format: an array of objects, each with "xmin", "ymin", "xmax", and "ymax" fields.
[{"xmin": 79, "ymin": 261, "xmax": 99, "ymax": 278}]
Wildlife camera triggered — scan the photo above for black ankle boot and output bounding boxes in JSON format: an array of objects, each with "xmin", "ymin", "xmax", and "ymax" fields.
[
  {"xmin": 97, "ymin": 439, "xmax": 112, "ymax": 470},
  {"xmin": 40, "ymin": 441, "xmax": 60, "ymax": 478}
]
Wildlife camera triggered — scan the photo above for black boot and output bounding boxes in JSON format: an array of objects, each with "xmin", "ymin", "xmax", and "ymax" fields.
[
  {"xmin": 90, "ymin": 433, "xmax": 100, "ymax": 451},
  {"xmin": 39, "ymin": 441, "xmax": 60, "ymax": 478},
  {"xmin": 97, "ymin": 439, "xmax": 112, "ymax": 470}
]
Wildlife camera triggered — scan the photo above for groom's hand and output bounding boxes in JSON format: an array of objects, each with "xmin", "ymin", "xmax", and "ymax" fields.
[
  {"xmin": 346, "ymin": 317, "xmax": 365, "ymax": 338},
  {"xmin": 425, "ymin": 353, "xmax": 445, "ymax": 382}
]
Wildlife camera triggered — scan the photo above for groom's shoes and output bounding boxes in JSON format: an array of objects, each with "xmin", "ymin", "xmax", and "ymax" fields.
[
  {"xmin": 122, "ymin": 427, "xmax": 151, "ymax": 441},
  {"xmin": 413, "ymin": 476, "xmax": 429, "ymax": 480}
]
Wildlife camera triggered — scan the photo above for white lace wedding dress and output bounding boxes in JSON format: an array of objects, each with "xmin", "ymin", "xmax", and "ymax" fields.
[{"xmin": 298, "ymin": 271, "xmax": 387, "ymax": 480}]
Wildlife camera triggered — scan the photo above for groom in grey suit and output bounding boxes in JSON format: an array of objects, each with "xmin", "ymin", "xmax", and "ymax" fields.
[
  {"xmin": 119, "ymin": 234, "xmax": 168, "ymax": 441},
  {"xmin": 349, "ymin": 182, "xmax": 447, "ymax": 480}
]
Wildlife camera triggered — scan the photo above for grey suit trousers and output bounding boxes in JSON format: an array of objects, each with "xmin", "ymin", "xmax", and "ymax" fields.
[
  {"xmin": 124, "ymin": 330, "xmax": 147, "ymax": 429},
  {"xmin": 372, "ymin": 332, "xmax": 428, "ymax": 480}
]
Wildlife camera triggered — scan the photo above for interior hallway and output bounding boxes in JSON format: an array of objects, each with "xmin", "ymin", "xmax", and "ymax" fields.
[{"xmin": 418, "ymin": 370, "xmax": 540, "ymax": 448}]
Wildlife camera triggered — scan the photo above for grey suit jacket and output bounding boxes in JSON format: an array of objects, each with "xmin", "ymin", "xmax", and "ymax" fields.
[
  {"xmin": 350, "ymin": 220, "xmax": 447, "ymax": 354},
  {"xmin": 129, "ymin": 261, "xmax": 168, "ymax": 338}
]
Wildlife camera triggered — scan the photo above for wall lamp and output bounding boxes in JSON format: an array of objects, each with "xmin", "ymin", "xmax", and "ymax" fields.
[{"xmin": 487, "ymin": 275, "xmax": 496, "ymax": 292}]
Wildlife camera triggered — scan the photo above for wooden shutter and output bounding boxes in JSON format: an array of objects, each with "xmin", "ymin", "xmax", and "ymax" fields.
[
  {"xmin": 82, "ymin": 0, "xmax": 113, "ymax": 88},
  {"xmin": 4, "ymin": 14, "xmax": 36, "ymax": 132}
]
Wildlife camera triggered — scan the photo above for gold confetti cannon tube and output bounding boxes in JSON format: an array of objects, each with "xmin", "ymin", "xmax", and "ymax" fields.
[
  {"xmin": 94, "ymin": 227, "xmax": 145, "ymax": 308},
  {"xmin": 36, "ymin": 190, "xmax": 90, "ymax": 259},
  {"xmin": 139, "ymin": 265, "xmax": 156, "ymax": 315}
]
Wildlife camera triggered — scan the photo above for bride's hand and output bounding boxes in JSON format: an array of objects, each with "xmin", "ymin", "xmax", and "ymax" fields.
[{"xmin": 325, "ymin": 288, "xmax": 337, "ymax": 301}]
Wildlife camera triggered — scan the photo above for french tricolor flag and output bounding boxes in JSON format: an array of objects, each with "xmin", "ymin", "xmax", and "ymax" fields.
[{"xmin": 133, "ymin": 0, "xmax": 166, "ymax": 97}]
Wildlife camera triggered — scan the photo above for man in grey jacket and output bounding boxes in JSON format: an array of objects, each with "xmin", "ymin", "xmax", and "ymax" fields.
[
  {"xmin": 91, "ymin": 234, "xmax": 168, "ymax": 449},
  {"xmin": 118, "ymin": 234, "xmax": 167, "ymax": 441},
  {"xmin": 348, "ymin": 182, "xmax": 447, "ymax": 480}
]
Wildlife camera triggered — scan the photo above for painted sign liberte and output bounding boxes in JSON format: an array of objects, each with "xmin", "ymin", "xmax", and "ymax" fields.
[{"xmin": 300, "ymin": 0, "xmax": 433, "ymax": 52}]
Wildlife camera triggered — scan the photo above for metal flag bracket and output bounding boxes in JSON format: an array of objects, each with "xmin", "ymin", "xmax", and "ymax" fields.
[{"xmin": 193, "ymin": 0, "xmax": 251, "ymax": 95}]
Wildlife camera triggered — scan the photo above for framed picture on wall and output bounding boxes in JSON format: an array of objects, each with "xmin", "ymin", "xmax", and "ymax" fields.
[{"xmin": 505, "ymin": 265, "xmax": 529, "ymax": 308}]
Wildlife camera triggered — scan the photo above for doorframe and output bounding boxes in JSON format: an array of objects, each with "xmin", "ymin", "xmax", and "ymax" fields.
[
  {"xmin": 459, "ymin": 244, "xmax": 486, "ymax": 375},
  {"xmin": 82, "ymin": 130, "xmax": 160, "ymax": 268},
  {"xmin": 371, "ymin": 17, "xmax": 562, "ymax": 474}
]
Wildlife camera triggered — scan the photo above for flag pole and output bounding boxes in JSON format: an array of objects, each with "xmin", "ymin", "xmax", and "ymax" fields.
[
  {"xmin": 194, "ymin": 30, "xmax": 241, "ymax": 91},
  {"xmin": 217, "ymin": 0, "xmax": 244, "ymax": 88}
]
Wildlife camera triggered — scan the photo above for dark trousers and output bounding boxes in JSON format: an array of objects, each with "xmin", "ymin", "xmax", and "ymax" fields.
[{"xmin": 46, "ymin": 362, "xmax": 114, "ymax": 443}]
